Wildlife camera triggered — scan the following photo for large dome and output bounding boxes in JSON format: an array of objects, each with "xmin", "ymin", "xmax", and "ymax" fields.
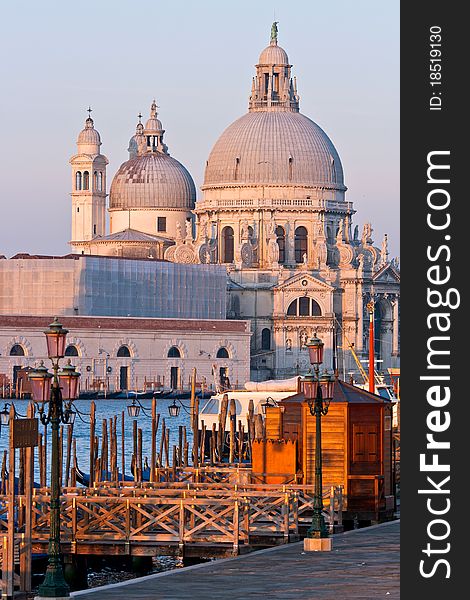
[
  {"xmin": 203, "ymin": 111, "xmax": 345, "ymax": 190},
  {"xmin": 109, "ymin": 153, "xmax": 196, "ymax": 210}
]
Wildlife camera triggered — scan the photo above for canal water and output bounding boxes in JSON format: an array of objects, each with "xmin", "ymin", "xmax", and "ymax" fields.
[{"xmin": 0, "ymin": 397, "xmax": 195, "ymax": 483}]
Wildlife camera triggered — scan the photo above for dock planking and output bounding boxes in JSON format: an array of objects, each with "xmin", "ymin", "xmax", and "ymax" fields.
[{"xmin": 70, "ymin": 520, "xmax": 399, "ymax": 600}]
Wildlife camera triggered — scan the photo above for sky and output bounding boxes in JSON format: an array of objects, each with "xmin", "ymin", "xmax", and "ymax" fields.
[{"xmin": 0, "ymin": 0, "xmax": 399, "ymax": 258}]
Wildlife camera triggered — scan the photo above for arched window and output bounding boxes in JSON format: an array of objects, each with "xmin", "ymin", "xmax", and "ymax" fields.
[
  {"xmin": 287, "ymin": 301, "xmax": 297, "ymax": 316},
  {"xmin": 83, "ymin": 171, "xmax": 90, "ymax": 191},
  {"xmin": 216, "ymin": 347, "xmax": 229, "ymax": 359},
  {"xmin": 65, "ymin": 345, "xmax": 79, "ymax": 357},
  {"xmin": 295, "ymin": 226, "xmax": 308, "ymax": 263},
  {"xmin": 75, "ymin": 171, "xmax": 82, "ymax": 191},
  {"xmin": 93, "ymin": 171, "xmax": 98, "ymax": 190},
  {"xmin": 261, "ymin": 328, "xmax": 271, "ymax": 351},
  {"xmin": 276, "ymin": 226, "xmax": 286, "ymax": 263},
  {"xmin": 97, "ymin": 171, "xmax": 103, "ymax": 192},
  {"xmin": 286, "ymin": 298, "xmax": 322, "ymax": 317},
  {"xmin": 167, "ymin": 346, "xmax": 181, "ymax": 358},
  {"xmin": 117, "ymin": 345, "xmax": 131, "ymax": 357},
  {"xmin": 222, "ymin": 226, "xmax": 234, "ymax": 263},
  {"xmin": 10, "ymin": 344, "xmax": 25, "ymax": 356}
]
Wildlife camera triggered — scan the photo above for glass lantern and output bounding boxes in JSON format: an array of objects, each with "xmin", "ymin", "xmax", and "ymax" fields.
[
  {"xmin": 28, "ymin": 361, "xmax": 53, "ymax": 403},
  {"xmin": 302, "ymin": 372, "xmax": 319, "ymax": 400},
  {"xmin": 260, "ymin": 397, "xmax": 277, "ymax": 415},
  {"xmin": 306, "ymin": 333, "xmax": 324, "ymax": 367},
  {"xmin": 63, "ymin": 405, "xmax": 76, "ymax": 425},
  {"xmin": 168, "ymin": 399, "xmax": 180, "ymax": 417},
  {"xmin": 44, "ymin": 317, "xmax": 69, "ymax": 360},
  {"xmin": 0, "ymin": 404, "xmax": 10, "ymax": 426},
  {"xmin": 58, "ymin": 360, "xmax": 80, "ymax": 400},
  {"xmin": 127, "ymin": 399, "xmax": 140, "ymax": 418}
]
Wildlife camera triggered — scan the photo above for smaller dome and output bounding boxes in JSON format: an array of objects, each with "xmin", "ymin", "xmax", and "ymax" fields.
[
  {"xmin": 77, "ymin": 117, "xmax": 101, "ymax": 145},
  {"xmin": 258, "ymin": 42, "xmax": 289, "ymax": 65},
  {"xmin": 109, "ymin": 153, "xmax": 196, "ymax": 210},
  {"xmin": 145, "ymin": 116, "xmax": 163, "ymax": 132}
]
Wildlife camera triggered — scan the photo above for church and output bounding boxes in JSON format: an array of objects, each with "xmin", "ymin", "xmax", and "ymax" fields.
[{"xmin": 1, "ymin": 24, "xmax": 399, "ymax": 386}]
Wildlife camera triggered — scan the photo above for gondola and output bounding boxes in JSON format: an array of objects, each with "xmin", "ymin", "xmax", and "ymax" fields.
[
  {"xmin": 74, "ymin": 465, "xmax": 151, "ymax": 485},
  {"xmin": 78, "ymin": 390, "xmax": 98, "ymax": 400}
]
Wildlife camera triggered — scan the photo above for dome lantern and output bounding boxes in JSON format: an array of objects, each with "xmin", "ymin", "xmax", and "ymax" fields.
[
  {"xmin": 77, "ymin": 107, "xmax": 101, "ymax": 155},
  {"xmin": 249, "ymin": 23, "xmax": 299, "ymax": 113},
  {"xmin": 143, "ymin": 100, "xmax": 168, "ymax": 154}
]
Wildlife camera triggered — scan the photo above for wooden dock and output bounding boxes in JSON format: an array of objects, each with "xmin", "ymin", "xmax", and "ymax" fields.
[
  {"xmin": 69, "ymin": 520, "xmax": 400, "ymax": 599},
  {"xmin": 1, "ymin": 480, "xmax": 345, "ymax": 561}
]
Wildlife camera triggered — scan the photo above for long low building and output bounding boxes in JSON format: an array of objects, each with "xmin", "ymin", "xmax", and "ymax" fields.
[
  {"xmin": 0, "ymin": 254, "xmax": 227, "ymax": 320},
  {"xmin": 0, "ymin": 315, "xmax": 251, "ymax": 393}
]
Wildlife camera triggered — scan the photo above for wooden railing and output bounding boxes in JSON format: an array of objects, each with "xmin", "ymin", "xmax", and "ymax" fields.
[{"xmin": 0, "ymin": 483, "xmax": 344, "ymax": 554}]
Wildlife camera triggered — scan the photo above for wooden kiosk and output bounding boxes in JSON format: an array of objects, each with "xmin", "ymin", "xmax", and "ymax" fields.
[{"xmin": 252, "ymin": 379, "xmax": 395, "ymax": 523}]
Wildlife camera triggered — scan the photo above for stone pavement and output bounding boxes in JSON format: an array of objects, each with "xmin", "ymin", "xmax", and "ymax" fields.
[{"xmin": 71, "ymin": 520, "xmax": 400, "ymax": 600}]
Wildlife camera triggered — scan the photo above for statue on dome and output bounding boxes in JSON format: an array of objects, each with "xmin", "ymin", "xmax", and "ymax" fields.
[{"xmin": 271, "ymin": 21, "xmax": 278, "ymax": 43}]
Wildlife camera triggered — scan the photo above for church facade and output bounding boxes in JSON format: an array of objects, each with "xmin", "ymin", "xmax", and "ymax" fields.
[{"xmin": 67, "ymin": 25, "xmax": 400, "ymax": 382}]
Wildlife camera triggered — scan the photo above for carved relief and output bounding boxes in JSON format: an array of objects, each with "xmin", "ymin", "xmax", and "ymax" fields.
[{"xmin": 174, "ymin": 244, "xmax": 196, "ymax": 264}]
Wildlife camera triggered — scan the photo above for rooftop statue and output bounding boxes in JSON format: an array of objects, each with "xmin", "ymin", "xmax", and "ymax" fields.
[{"xmin": 271, "ymin": 21, "xmax": 278, "ymax": 43}]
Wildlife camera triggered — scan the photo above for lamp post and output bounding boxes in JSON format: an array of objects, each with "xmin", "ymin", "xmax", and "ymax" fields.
[
  {"xmin": 260, "ymin": 396, "xmax": 277, "ymax": 415},
  {"xmin": 28, "ymin": 318, "xmax": 80, "ymax": 599},
  {"xmin": 303, "ymin": 333, "xmax": 334, "ymax": 539}
]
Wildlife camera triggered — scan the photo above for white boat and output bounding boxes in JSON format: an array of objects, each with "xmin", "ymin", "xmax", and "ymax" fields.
[
  {"xmin": 353, "ymin": 376, "xmax": 400, "ymax": 428},
  {"xmin": 198, "ymin": 376, "xmax": 300, "ymax": 432}
]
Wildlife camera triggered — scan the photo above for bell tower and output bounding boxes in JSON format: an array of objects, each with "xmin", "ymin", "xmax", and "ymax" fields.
[{"xmin": 70, "ymin": 109, "xmax": 108, "ymax": 248}]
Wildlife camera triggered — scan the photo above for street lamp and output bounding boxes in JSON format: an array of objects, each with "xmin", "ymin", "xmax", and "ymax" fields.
[
  {"xmin": 260, "ymin": 396, "xmax": 277, "ymax": 415},
  {"xmin": 167, "ymin": 398, "xmax": 192, "ymax": 418},
  {"xmin": 168, "ymin": 398, "xmax": 181, "ymax": 417},
  {"xmin": 0, "ymin": 403, "xmax": 11, "ymax": 426},
  {"xmin": 127, "ymin": 398, "xmax": 141, "ymax": 418},
  {"xmin": 28, "ymin": 317, "xmax": 80, "ymax": 599},
  {"xmin": 303, "ymin": 333, "xmax": 335, "ymax": 539}
]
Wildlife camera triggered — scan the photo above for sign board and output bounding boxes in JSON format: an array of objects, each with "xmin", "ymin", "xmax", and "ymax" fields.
[{"xmin": 11, "ymin": 418, "xmax": 39, "ymax": 448}]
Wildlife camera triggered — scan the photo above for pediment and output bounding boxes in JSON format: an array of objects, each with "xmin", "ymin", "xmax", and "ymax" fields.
[
  {"xmin": 275, "ymin": 272, "xmax": 334, "ymax": 293},
  {"xmin": 373, "ymin": 263, "xmax": 400, "ymax": 283}
]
